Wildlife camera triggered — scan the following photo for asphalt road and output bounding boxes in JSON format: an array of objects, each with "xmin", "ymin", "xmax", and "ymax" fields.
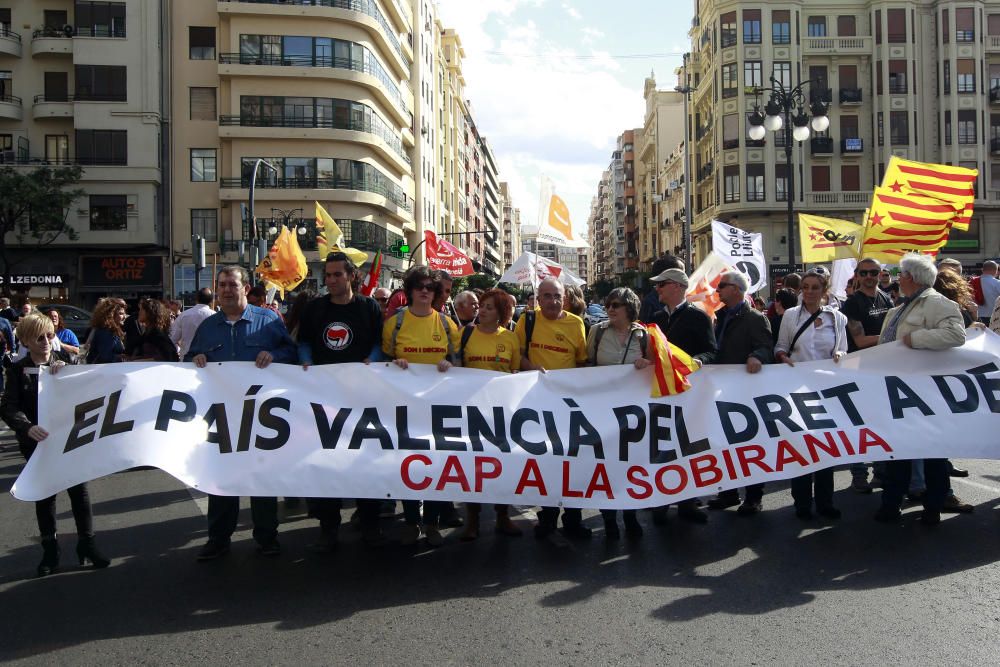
[{"xmin": 1, "ymin": 428, "xmax": 999, "ymax": 665}]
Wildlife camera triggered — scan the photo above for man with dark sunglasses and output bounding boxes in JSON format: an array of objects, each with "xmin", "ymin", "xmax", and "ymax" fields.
[{"xmin": 842, "ymin": 258, "xmax": 893, "ymax": 354}]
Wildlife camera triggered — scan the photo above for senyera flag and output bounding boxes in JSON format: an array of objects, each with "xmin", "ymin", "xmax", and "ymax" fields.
[
  {"xmin": 881, "ymin": 157, "xmax": 976, "ymax": 231},
  {"xmin": 424, "ymin": 230, "xmax": 474, "ymax": 277},
  {"xmin": 360, "ymin": 249, "xmax": 382, "ymax": 297},
  {"xmin": 645, "ymin": 323, "xmax": 699, "ymax": 397}
]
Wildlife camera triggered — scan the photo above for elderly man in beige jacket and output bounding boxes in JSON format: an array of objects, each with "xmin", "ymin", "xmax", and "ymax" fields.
[{"xmin": 875, "ymin": 253, "xmax": 966, "ymax": 526}]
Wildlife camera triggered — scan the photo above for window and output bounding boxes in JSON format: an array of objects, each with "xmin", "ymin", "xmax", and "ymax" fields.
[
  {"xmin": 90, "ymin": 195, "xmax": 127, "ymax": 231},
  {"xmin": 807, "ymin": 16, "xmax": 827, "ymax": 37},
  {"xmin": 840, "ymin": 115, "xmax": 859, "ymax": 138},
  {"xmin": 942, "ymin": 9, "xmax": 949, "ymax": 43},
  {"xmin": 74, "ymin": 65, "xmax": 126, "ymax": 101},
  {"xmin": 943, "ymin": 60, "xmax": 951, "ymax": 94},
  {"xmin": 43, "ymin": 10, "xmax": 68, "ymax": 29},
  {"xmin": 189, "ymin": 27, "xmax": 215, "ymax": 60},
  {"xmin": 958, "ymin": 110, "xmax": 977, "ymax": 144},
  {"xmin": 190, "ymin": 87, "xmax": 216, "ymax": 120},
  {"xmin": 945, "ymin": 110, "xmax": 953, "ymax": 145},
  {"xmin": 75, "ymin": 129, "xmax": 127, "ymax": 165},
  {"xmin": 773, "ymin": 62, "xmax": 791, "ymax": 89},
  {"xmin": 722, "ymin": 114, "xmax": 739, "ymax": 149},
  {"xmin": 75, "ymin": 1, "xmax": 126, "ymax": 38},
  {"xmin": 0, "ymin": 134, "xmax": 10, "ymax": 152},
  {"xmin": 723, "ymin": 166, "xmax": 740, "ymax": 203},
  {"xmin": 890, "ymin": 110, "xmax": 909, "ymax": 144},
  {"xmin": 743, "ymin": 9, "xmax": 761, "ymax": 44},
  {"xmin": 842, "ymin": 165, "xmax": 860, "ymax": 191},
  {"xmin": 837, "ymin": 16, "xmax": 856, "ymax": 36},
  {"xmin": 775, "ymin": 164, "xmax": 788, "ymax": 201},
  {"xmin": 191, "ymin": 149, "xmax": 217, "ymax": 181},
  {"xmin": 877, "ymin": 112, "xmax": 884, "ymax": 146},
  {"xmin": 0, "ymin": 9, "xmax": 9, "ymax": 31},
  {"xmin": 45, "ymin": 135, "xmax": 69, "ymax": 163},
  {"xmin": 956, "ymin": 8, "xmax": 974, "ymax": 42},
  {"xmin": 957, "ymin": 59, "xmax": 975, "ymax": 93},
  {"xmin": 720, "ymin": 11, "xmax": 737, "ymax": 47},
  {"xmin": 721, "ymin": 63, "xmax": 738, "ymax": 98},
  {"xmin": 746, "ymin": 164, "xmax": 765, "ymax": 201},
  {"xmin": 840, "ymin": 65, "xmax": 858, "ymax": 92},
  {"xmin": 191, "ymin": 209, "xmax": 218, "ymax": 242},
  {"xmin": 811, "ymin": 165, "xmax": 831, "ymax": 192},
  {"xmin": 887, "ymin": 8, "xmax": 906, "ymax": 43},
  {"xmin": 744, "ymin": 61, "xmax": 762, "ymax": 89},
  {"xmin": 772, "ymin": 10, "xmax": 790, "ymax": 44},
  {"xmin": 994, "ymin": 163, "xmax": 1000, "ymax": 191},
  {"xmin": 888, "ymin": 60, "xmax": 907, "ymax": 94},
  {"xmin": 0, "ymin": 70, "xmax": 12, "ymax": 101}
]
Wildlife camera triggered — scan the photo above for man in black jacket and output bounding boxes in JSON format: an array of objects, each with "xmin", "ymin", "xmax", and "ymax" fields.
[
  {"xmin": 649, "ymin": 267, "xmax": 717, "ymax": 524},
  {"xmin": 638, "ymin": 255, "xmax": 685, "ymax": 323},
  {"xmin": 702, "ymin": 271, "xmax": 774, "ymax": 516}
]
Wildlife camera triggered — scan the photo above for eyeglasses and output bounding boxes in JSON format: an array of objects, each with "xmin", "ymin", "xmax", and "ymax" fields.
[
  {"xmin": 857, "ymin": 269, "xmax": 880, "ymax": 277},
  {"xmin": 717, "ymin": 282, "xmax": 733, "ymax": 290},
  {"xmin": 654, "ymin": 282, "xmax": 668, "ymax": 289},
  {"xmin": 414, "ymin": 283, "xmax": 435, "ymax": 292},
  {"xmin": 36, "ymin": 333, "xmax": 55, "ymax": 343},
  {"xmin": 607, "ymin": 302, "xmax": 624, "ymax": 309}
]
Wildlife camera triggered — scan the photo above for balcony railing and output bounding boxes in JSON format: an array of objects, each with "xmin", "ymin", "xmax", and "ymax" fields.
[
  {"xmin": 745, "ymin": 138, "xmax": 766, "ymax": 148},
  {"xmin": 219, "ymin": 115, "xmax": 409, "ymax": 162},
  {"xmin": 0, "ymin": 25, "xmax": 21, "ymax": 42},
  {"xmin": 33, "ymin": 94, "xmax": 74, "ymax": 103},
  {"xmin": 841, "ymin": 137, "xmax": 864, "ymax": 154},
  {"xmin": 32, "ymin": 26, "xmax": 72, "ymax": 39},
  {"xmin": 839, "ymin": 87, "xmax": 862, "ymax": 104},
  {"xmin": 220, "ymin": 177, "xmax": 413, "ymax": 212},
  {"xmin": 218, "ymin": 53, "xmax": 408, "ymax": 113},
  {"xmin": 811, "ymin": 137, "xmax": 834, "ymax": 155},
  {"xmin": 0, "ymin": 94, "xmax": 23, "ymax": 105},
  {"xmin": 218, "ymin": 0, "xmax": 404, "ymax": 62},
  {"xmin": 888, "ymin": 82, "xmax": 907, "ymax": 95},
  {"xmin": 809, "ymin": 87, "xmax": 832, "ymax": 104},
  {"xmin": 0, "ymin": 155, "xmax": 126, "ymax": 166},
  {"xmin": 73, "ymin": 92, "xmax": 127, "ymax": 102},
  {"xmin": 74, "ymin": 25, "xmax": 126, "ymax": 38}
]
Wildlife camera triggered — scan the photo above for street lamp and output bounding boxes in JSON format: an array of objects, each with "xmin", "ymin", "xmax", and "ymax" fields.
[
  {"xmin": 746, "ymin": 77, "xmax": 829, "ymax": 269},
  {"xmin": 674, "ymin": 75, "xmax": 695, "ymax": 270},
  {"xmin": 245, "ymin": 159, "xmax": 277, "ymax": 286}
]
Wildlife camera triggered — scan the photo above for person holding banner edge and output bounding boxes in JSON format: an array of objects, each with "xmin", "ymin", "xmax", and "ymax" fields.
[{"xmin": 185, "ymin": 265, "xmax": 297, "ymax": 560}]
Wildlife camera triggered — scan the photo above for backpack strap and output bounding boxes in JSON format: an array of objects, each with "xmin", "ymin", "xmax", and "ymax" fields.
[
  {"xmin": 389, "ymin": 308, "xmax": 406, "ymax": 358},
  {"xmin": 588, "ymin": 321, "xmax": 608, "ymax": 365},
  {"xmin": 439, "ymin": 311, "xmax": 455, "ymax": 360},
  {"xmin": 524, "ymin": 310, "xmax": 535, "ymax": 350},
  {"xmin": 457, "ymin": 324, "xmax": 475, "ymax": 365}
]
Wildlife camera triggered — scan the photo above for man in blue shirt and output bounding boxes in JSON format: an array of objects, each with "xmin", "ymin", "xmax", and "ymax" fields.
[{"xmin": 185, "ymin": 265, "xmax": 296, "ymax": 561}]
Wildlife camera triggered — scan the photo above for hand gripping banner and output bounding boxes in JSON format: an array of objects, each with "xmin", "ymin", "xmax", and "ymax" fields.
[{"xmin": 12, "ymin": 331, "xmax": 1000, "ymax": 507}]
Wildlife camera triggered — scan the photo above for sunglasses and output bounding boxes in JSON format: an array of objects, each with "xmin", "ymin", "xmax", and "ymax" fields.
[
  {"xmin": 36, "ymin": 333, "xmax": 55, "ymax": 343},
  {"xmin": 717, "ymin": 282, "xmax": 733, "ymax": 289},
  {"xmin": 857, "ymin": 269, "xmax": 880, "ymax": 277},
  {"xmin": 607, "ymin": 302, "xmax": 624, "ymax": 309},
  {"xmin": 414, "ymin": 283, "xmax": 435, "ymax": 292}
]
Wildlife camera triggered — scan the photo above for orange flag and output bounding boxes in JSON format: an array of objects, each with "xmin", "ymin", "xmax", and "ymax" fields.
[
  {"xmin": 645, "ymin": 323, "xmax": 699, "ymax": 397},
  {"xmin": 255, "ymin": 226, "xmax": 308, "ymax": 297}
]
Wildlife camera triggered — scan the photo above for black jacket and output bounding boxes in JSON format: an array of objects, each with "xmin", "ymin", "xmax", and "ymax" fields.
[
  {"xmin": 129, "ymin": 329, "xmax": 179, "ymax": 362},
  {"xmin": 703, "ymin": 303, "xmax": 773, "ymax": 365},
  {"xmin": 0, "ymin": 349, "xmax": 72, "ymax": 449},
  {"xmin": 650, "ymin": 302, "xmax": 717, "ymax": 364}
]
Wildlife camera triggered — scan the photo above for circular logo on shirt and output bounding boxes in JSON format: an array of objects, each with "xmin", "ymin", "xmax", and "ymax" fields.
[
  {"xmin": 496, "ymin": 343, "xmax": 507, "ymax": 354},
  {"xmin": 323, "ymin": 322, "xmax": 353, "ymax": 350},
  {"xmin": 432, "ymin": 332, "xmax": 442, "ymax": 342},
  {"xmin": 555, "ymin": 333, "xmax": 565, "ymax": 342}
]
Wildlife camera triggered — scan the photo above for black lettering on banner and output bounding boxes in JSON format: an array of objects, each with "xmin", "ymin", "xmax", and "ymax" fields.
[
  {"xmin": 99, "ymin": 390, "xmax": 134, "ymax": 438},
  {"xmin": 967, "ymin": 362, "xmax": 1000, "ymax": 412},
  {"xmin": 753, "ymin": 394, "xmax": 802, "ymax": 437},
  {"xmin": 790, "ymin": 391, "xmax": 837, "ymax": 430},
  {"xmin": 467, "ymin": 406, "xmax": 510, "ymax": 452},
  {"xmin": 203, "ymin": 403, "xmax": 233, "ymax": 454},
  {"xmin": 613, "ymin": 405, "xmax": 645, "ymax": 462},
  {"xmin": 431, "ymin": 404, "xmax": 466, "ymax": 451},
  {"xmin": 255, "ymin": 397, "xmax": 291, "ymax": 450},
  {"xmin": 236, "ymin": 385, "xmax": 263, "ymax": 452},
  {"xmin": 932, "ymin": 375, "xmax": 979, "ymax": 414},
  {"xmin": 542, "ymin": 411, "xmax": 564, "ymax": 456},
  {"xmin": 64, "ymin": 396, "xmax": 105, "ymax": 453},
  {"xmin": 717, "ymin": 400, "xmax": 758, "ymax": 444},
  {"xmin": 396, "ymin": 405, "xmax": 429, "ymax": 450},
  {"xmin": 312, "ymin": 404, "xmax": 352, "ymax": 449},
  {"xmin": 349, "ymin": 407, "xmax": 392, "ymax": 449},
  {"xmin": 510, "ymin": 408, "xmax": 546, "ymax": 455},
  {"xmin": 820, "ymin": 383, "xmax": 865, "ymax": 425},
  {"xmin": 885, "ymin": 376, "xmax": 935, "ymax": 419},
  {"xmin": 154, "ymin": 390, "xmax": 197, "ymax": 432},
  {"xmin": 648, "ymin": 403, "xmax": 676, "ymax": 463},
  {"xmin": 567, "ymin": 407, "xmax": 604, "ymax": 459},
  {"xmin": 674, "ymin": 405, "xmax": 710, "ymax": 457}
]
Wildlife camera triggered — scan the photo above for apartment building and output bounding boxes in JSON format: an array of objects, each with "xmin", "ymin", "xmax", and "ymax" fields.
[
  {"xmin": 0, "ymin": 0, "xmax": 165, "ymax": 306},
  {"xmin": 685, "ymin": 0, "xmax": 1000, "ymax": 273},
  {"xmin": 499, "ymin": 180, "xmax": 521, "ymax": 269},
  {"xmin": 658, "ymin": 140, "xmax": 689, "ymax": 260}
]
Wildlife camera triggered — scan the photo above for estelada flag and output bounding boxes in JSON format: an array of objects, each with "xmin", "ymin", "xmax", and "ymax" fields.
[
  {"xmin": 424, "ymin": 230, "xmax": 475, "ymax": 277},
  {"xmin": 315, "ymin": 202, "xmax": 368, "ymax": 265},
  {"xmin": 645, "ymin": 323, "xmax": 699, "ymax": 397},
  {"xmin": 255, "ymin": 226, "xmax": 308, "ymax": 297},
  {"xmin": 859, "ymin": 185, "xmax": 964, "ymax": 263},
  {"xmin": 881, "ymin": 157, "xmax": 976, "ymax": 231},
  {"xmin": 359, "ymin": 249, "xmax": 382, "ymax": 297},
  {"xmin": 798, "ymin": 213, "xmax": 862, "ymax": 263}
]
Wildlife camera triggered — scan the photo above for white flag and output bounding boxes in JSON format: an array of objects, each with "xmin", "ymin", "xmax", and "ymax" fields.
[
  {"xmin": 711, "ymin": 219, "xmax": 767, "ymax": 293},
  {"xmin": 498, "ymin": 251, "xmax": 585, "ymax": 289},
  {"xmin": 536, "ymin": 176, "xmax": 588, "ymax": 248}
]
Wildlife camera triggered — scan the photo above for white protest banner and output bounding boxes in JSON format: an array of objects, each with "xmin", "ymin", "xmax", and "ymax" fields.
[
  {"xmin": 711, "ymin": 219, "xmax": 767, "ymax": 293},
  {"xmin": 13, "ymin": 331, "xmax": 1000, "ymax": 507}
]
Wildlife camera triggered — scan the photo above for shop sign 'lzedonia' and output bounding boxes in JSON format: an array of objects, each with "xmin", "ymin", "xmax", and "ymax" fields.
[
  {"xmin": 81, "ymin": 256, "xmax": 163, "ymax": 287},
  {"xmin": 0, "ymin": 275, "xmax": 67, "ymax": 285}
]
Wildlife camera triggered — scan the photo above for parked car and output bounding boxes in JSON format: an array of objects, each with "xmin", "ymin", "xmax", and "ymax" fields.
[
  {"xmin": 36, "ymin": 303, "xmax": 92, "ymax": 339},
  {"xmin": 584, "ymin": 303, "xmax": 608, "ymax": 327}
]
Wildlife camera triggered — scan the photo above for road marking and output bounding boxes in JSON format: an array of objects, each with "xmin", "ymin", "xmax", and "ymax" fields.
[
  {"xmin": 187, "ymin": 488, "xmax": 209, "ymax": 516},
  {"xmin": 952, "ymin": 477, "xmax": 1000, "ymax": 495}
]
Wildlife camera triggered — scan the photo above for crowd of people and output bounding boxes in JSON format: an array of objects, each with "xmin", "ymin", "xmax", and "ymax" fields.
[{"xmin": 3, "ymin": 250, "xmax": 998, "ymax": 577}]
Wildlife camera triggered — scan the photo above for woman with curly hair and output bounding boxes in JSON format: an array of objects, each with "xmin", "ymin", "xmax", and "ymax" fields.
[
  {"xmin": 46, "ymin": 309, "xmax": 80, "ymax": 355},
  {"xmin": 933, "ymin": 270, "xmax": 978, "ymax": 327},
  {"xmin": 129, "ymin": 299, "xmax": 179, "ymax": 362},
  {"xmin": 85, "ymin": 297, "xmax": 127, "ymax": 364}
]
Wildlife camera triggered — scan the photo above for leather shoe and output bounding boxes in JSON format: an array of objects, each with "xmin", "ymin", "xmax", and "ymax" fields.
[
  {"xmin": 561, "ymin": 523, "xmax": 593, "ymax": 540},
  {"xmin": 942, "ymin": 495, "xmax": 974, "ymax": 513},
  {"xmin": 736, "ymin": 501, "xmax": 762, "ymax": 517},
  {"xmin": 707, "ymin": 495, "xmax": 741, "ymax": 510},
  {"xmin": 677, "ymin": 506, "xmax": 709, "ymax": 524},
  {"xmin": 196, "ymin": 541, "xmax": 230, "ymax": 561},
  {"xmin": 949, "ymin": 467, "xmax": 969, "ymax": 478}
]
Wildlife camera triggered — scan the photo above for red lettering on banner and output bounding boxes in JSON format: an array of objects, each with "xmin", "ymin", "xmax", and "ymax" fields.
[
  {"xmin": 654, "ymin": 464, "xmax": 688, "ymax": 494},
  {"xmin": 735, "ymin": 445, "xmax": 774, "ymax": 475},
  {"xmin": 514, "ymin": 459, "xmax": 547, "ymax": 495},
  {"xmin": 774, "ymin": 439, "xmax": 810, "ymax": 472},
  {"xmin": 626, "ymin": 467, "xmax": 653, "ymax": 499},
  {"xmin": 837, "ymin": 430, "xmax": 857, "ymax": 455},
  {"xmin": 401, "ymin": 454, "xmax": 432, "ymax": 490},
  {"xmin": 804, "ymin": 432, "xmax": 840, "ymax": 463},
  {"xmin": 585, "ymin": 463, "xmax": 614, "ymax": 499},
  {"xmin": 561, "ymin": 460, "xmax": 584, "ymax": 498},
  {"xmin": 435, "ymin": 455, "xmax": 471, "ymax": 492},
  {"xmin": 858, "ymin": 428, "xmax": 892, "ymax": 454},
  {"xmin": 474, "ymin": 457, "xmax": 502, "ymax": 492},
  {"xmin": 690, "ymin": 454, "xmax": 723, "ymax": 487},
  {"xmin": 721, "ymin": 448, "xmax": 737, "ymax": 479}
]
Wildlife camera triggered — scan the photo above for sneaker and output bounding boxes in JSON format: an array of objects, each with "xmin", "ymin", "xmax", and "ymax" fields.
[
  {"xmin": 560, "ymin": 522, "xmax": 593, "ymax": 540},
  {"xmin": 424, "ymin": 525, "xmax": 444, "ymax": 547},
  {"xmin": 736, "ymin": 501, "xmax": 762, "ymax": 517},
  {"xmin": 399, "ymin": 523, "xmax": 421, "ymax": 546},
  {"xmin": 196, "ymin": 541, "xmax": 230, "ymax": 561},
  {"xmin": 851, "ymin": 477, "xmax": 872, "ymax": 494},
  {"xmin": 257, "ymin": 539, "xmax": 281, "ymax": 557},
  {"xmin": 942, "ymin": 495, "xmax": 974, "ymax": 513},
  {"xmin": 707, "ymin": 495, "xmax": 741, "ymax": 510}
]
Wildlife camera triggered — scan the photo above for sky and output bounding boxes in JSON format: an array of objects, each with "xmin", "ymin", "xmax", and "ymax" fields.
[{"xmin": 435, "ymin": 0, "xmax": 694, "ymax": 241}]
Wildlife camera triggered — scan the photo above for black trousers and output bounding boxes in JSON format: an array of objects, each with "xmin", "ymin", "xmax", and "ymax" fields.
[
  {"xmin": 206, "ymin": 495, "xmax": 278, "ymax": 545},
  {"xmin": 20, "ymin": 441, "xmax": 93, "ymax": 539},
  {"xmin": 880, "ymin": 459, "xmax": 949, "ymax": 512},
  {"xmin": 307, "ymin": 498, "xmax": 381, "ymax": 533},
  {"xmin": 717, "ymin": 483, "xmax": 764, "ymax": 504},
  {"xmin": 790, "ymin": 469, "xmax": 834, "ymax": 511},
  {"xmin": 537, "ymin": 506, "xmax": 583, "ymax": 528}
]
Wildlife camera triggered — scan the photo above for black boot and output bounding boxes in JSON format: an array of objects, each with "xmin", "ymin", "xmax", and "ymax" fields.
[
  {"xmin": 76, "ymin": 537, "xmax": 110, "ymax": 569},
  {"xmin": 37, "ymin": 538, "xmax": 60, "ymax": 577}
]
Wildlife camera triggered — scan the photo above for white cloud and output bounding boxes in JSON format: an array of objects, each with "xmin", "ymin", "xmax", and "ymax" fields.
[{"xmin": 561, "ymin": 1, "xmax": 582, "ymax": 20}]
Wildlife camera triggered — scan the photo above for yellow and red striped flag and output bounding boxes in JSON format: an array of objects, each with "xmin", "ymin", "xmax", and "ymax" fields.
[
  {"xmin": 881, "ymin": 156, "xmax": 977, "ymax": 231},
  {"xmin": 645, "ymin": 323, "xmax": 699, "ymax": 397},
  {"xmin": 860, "ymin": 186, "xmax": 964, "ymax": 263}
]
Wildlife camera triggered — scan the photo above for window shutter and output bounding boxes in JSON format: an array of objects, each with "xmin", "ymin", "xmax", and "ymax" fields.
[{"xmin": 190, "ymin": 87, "xmax": 217, "ymax": 121}]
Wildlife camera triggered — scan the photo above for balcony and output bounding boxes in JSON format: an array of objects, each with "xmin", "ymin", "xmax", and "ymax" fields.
[
  {"xmin": 745, "ymin": 138, "xmax": 766, "ymax": 148},
  {"xmin": 0, "ymin": 26, "xmax": 22, "ymax": 57},
  {"xmin": 220, "ymin": 176, "xmax": 413, "ymax": 213},
  {"xmin": 841, "ymin": 137, "xmax": 864, "ymax": 155},
  {"xmin": 32, "ymin": 94, "xmax": 74, "ymax": 120},
  {"xmin": 991, "ymin": 138, "xmax": 1000, "ymax": 154},
  {"xmin": 811, "ymin": 137, "xmax": 834, "ymax": 155},
  {"xmin": 991, "ymin": 87, "xmax": 1000, "ymax": 104},
  {"xmin": 73, "ymin": 25, "xmax": 126, "ymax": 38},
  {"xmin": 31, "ymin": 28, "xmax": 73, "ymax": 56},
  {"xmin": 0, "ymin": 95, "xmax": 23, "ymax": 121},
  {"xmin": 989, "ymin": 35, "xmax": 1000, "ymax": 53},
  {"xmin": 801, "ymin": 36, "xmax": 872, "ymax": 55},
  {"xmin": 887, "ymin": 82, "xmax": 907, "ymax": 95},
  {"xmin": 839, "ymin": 88, "xmax": 862, "ymax": 104},
  {"xmin": 805, "ymin": 191, "xmax": 869, "ymax": 208},
  {"xmin": 809, "ymin": 88, "xmax": 832, "ymax": 105}
]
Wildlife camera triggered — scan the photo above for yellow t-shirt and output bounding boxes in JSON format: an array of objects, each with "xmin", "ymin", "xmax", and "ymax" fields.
[
  {"xmin": 382, "ymin": 309, "xmax": 460, "ymax": 365},
  {"xmin": 460, "ymin": 326, "xmax": 521, "ymax": 373},
  {"xmin": 515, "ymin": 311, "xmax": 586, "ymax": 370}
]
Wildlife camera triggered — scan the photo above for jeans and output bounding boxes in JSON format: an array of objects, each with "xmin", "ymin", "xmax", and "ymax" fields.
[
  {"xmin": 206, "ymin": 495, "xmax": 278, "ymax": 545},
  {"xmin": 20, "ymin": 440, "xmax": 93, "ymax": 539}
]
